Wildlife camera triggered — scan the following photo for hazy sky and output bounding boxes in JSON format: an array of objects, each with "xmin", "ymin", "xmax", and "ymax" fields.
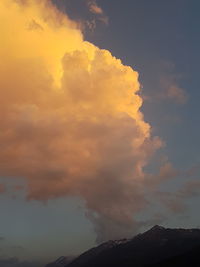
[{"xmin": 0, "ymin": 0, "xmax": 200, "ymax": 266}]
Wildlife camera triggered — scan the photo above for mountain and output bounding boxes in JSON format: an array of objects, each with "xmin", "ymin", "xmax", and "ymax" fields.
[
  {"xmin": 148, "ymin": 244, "xmax": 200, "ymax": 266},
  {"xmin": 63, "ymin": 225, "xmax": 200, "ymax": 267}
]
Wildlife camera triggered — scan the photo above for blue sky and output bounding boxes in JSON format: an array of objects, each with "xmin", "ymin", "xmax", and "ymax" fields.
[
  {"xmin": 1, "ymin": 0, "xmax": 200, "ymax": 265},
  {"xmin": 84, "ymin": 0, "xmax": 200, "ymax": 168}
]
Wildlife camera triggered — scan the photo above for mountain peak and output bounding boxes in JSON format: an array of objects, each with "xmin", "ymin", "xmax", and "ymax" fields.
[{"xmin": 150, "ymin": 225, "xmax": 166, "ymax": 231}]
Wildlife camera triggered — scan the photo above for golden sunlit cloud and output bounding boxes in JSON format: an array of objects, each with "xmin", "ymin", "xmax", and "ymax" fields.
[{"xmin": 0, "ymin": 0, "xmax": 162, "ymax": 241}]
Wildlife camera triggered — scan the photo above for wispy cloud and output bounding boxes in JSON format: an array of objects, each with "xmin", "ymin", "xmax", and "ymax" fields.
[
  {"xmin": 87, "ymin": 0, "xmax": 109, "ymax": 25},
  {"xmin": 141, "ymin": 61, "xmax": 188, "ymax": 105},
  {"xmin": 88, "ymin": 0, "xmax": 103, "ymax": 14},
  {"xmin": 160, "ymin": 76, "xmax": 188, "ymax": 105}
]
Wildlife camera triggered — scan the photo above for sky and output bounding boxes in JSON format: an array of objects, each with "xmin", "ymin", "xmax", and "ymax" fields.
[{"xmin": 0, "ymin": 0, "xmax": 200, "ymax": 266}]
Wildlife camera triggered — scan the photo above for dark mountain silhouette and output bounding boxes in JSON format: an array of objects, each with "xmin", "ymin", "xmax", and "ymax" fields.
[
  {"xmin": 55, "ymin": 225, "xmax": 200, "ymax": 267},
  {"xmin": 148, "ymin": 244, "xmax": 200, "ymax": 266}
]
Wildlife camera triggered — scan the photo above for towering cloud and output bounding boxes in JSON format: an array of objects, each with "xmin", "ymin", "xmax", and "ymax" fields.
[{"xmin": 0, "ymin": 0, "xmax": 162, "ymax": 241}]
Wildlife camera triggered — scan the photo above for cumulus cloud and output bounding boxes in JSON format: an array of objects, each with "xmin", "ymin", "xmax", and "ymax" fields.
[{"xmin": 0, "ymin": 0, "xmax": 162, "ymax": 241}]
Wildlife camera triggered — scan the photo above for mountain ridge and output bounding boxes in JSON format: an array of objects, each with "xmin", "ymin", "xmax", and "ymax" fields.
[{"xmin": 46, "ymin": 225, "xmax": 200, "ymax": 267}]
